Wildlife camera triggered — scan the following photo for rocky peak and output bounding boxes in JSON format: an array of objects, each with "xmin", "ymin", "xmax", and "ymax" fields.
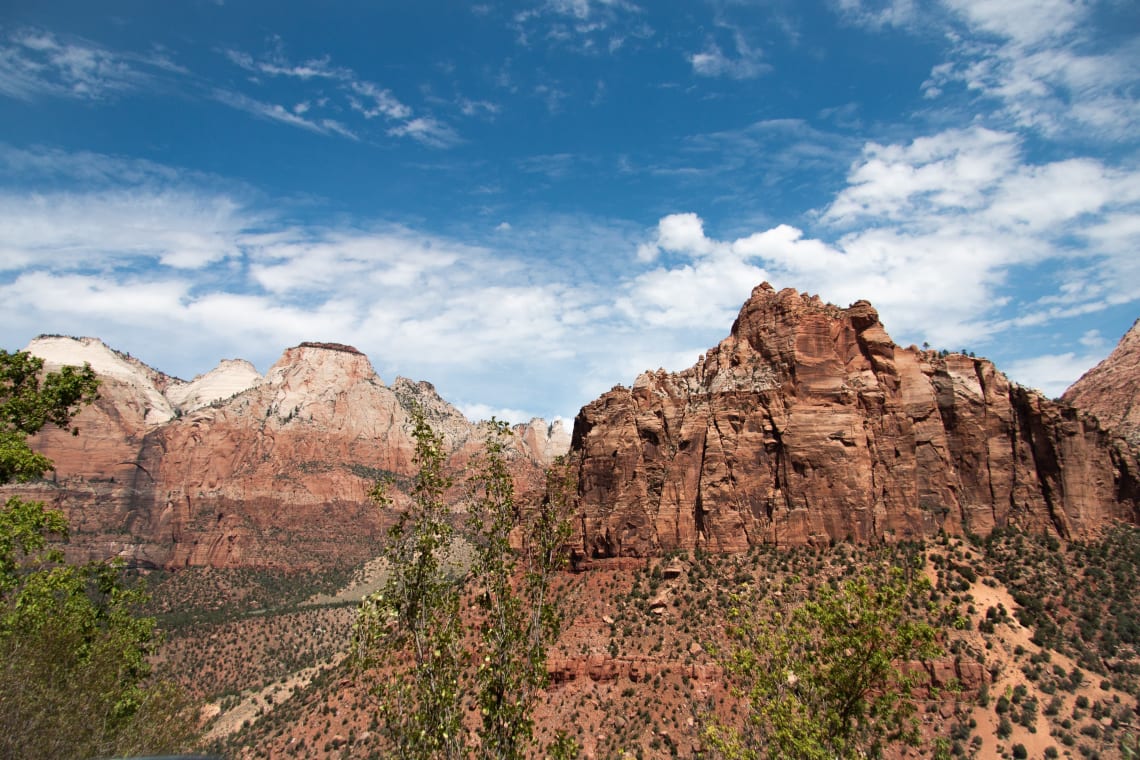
[
  {"xmin": 391, "ymin": 376, "xmax": 474, "ymax": 447},
  {"xmin": 262, "ymin": 343, "xmax": 383, "ymax": 425},
  {"xmin": 1063, "ymin": 319, "xmax": 1140, "ymax": 448},
  {"xmin": 25, "ymin": 335, "xmax": 176, "ymax": 425},
  {"xmin": 569, "ymin": 283, "xmax": 1139, "ymax": 558},
  {"xmin": 165, "ymin": 359, "xmax": 264, "ymax": 415}
]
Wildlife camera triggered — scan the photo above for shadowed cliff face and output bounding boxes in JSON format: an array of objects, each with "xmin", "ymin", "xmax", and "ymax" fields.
[
  {"xmin": 569, "ymin": 284, "xmax": 1140, "ymax": 558},
  {"xmin": 6, "ymin": 340, "xmax": 570, "ymax": 570}
]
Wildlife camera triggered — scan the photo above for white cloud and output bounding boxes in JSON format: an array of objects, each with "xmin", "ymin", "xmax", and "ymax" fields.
[
  {"xmin": 1079, "ymin": 329, "xmax": 1105, "ymax": 349},
  {"xmin": 218, "ymin": 44, "xmax": 458, "ymax": 148},
  {"xmin": 456, "ymin": 402, "xmax": 537, "ymax": 425},
  {"xmin": 349, "ymin": 81, "xmax": 413, "ymax": 120},
  {"xmin": 832, "ymin": 0, "xmax": 918, "ymax": 29},
  {"xmin": 942, "ymin": 0, "xmax": 1082, "ymax": 45},
  {"xmin": 224, "ymin": 47, "xmax": 348, "ymax": 80},
  {"xmin": 213, "ymin": 89, "xmax": 357, "ymax": 138},
  {"xmin": 924, "ymin": 0, "xmax": 1140, "ymax": 139},
  {"xmin": 0, "ymin": 28, "xmax": 164, "ymax": 101},
  {"xmin": 458, "ymin": 97, "xmax": 500, "ymax": 118},
  {"xmin": 0, "ymin": 149, "xmax": 632, "ymax": 418},
  {"xmin": 689, "ymin": 31, "xmax": 770, "ymax": 79},
  {"xmin": 513, "ymin": 0, "xmax": 650, "ymax": 54},
  {"xmin": 656, "ymin": 213, "xmax": 713, "ymax": 255},
  {"xmin": 0, "ymin": 188, "xmax": 246, "ymax": 271},
  {"xmin": 1004, "ymin": 350, "xmax": 1108, "ymax": 399},
  {"xmin": 622, "ymin": 121, "xmax": 1139, "ymax": 357},
  {"xmin": 823, "ymin": 127, "xmax": 1020, "ymax": 224},
  {"xmin": 386, "ymin": 117, "xmax": 461, "ymax": 148}
]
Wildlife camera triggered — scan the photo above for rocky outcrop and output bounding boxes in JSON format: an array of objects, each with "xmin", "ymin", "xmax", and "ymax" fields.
[
  {"xmin": 8, "ymin": 338, "xmax": 569, "ymax": 570},
  {"xmin": 1062, "ymin": 319, "xmax": 1140, "ymax": 448},
  {"xmin": 569, "ymin": 284, "xmax": 1139, "ymax": 558}
]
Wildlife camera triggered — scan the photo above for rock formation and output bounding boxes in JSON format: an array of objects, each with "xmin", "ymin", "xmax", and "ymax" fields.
[
  {"xmin": 7, "ymin": 337, "xmax": 569, "ymax": 570},
  {"xmin": 1062, "ymin": 319, "xmax": 1140, "ymax": 448},
  {"xmin": 569, "ymin": 284, "xmax": 1139, "ymax": 558}
]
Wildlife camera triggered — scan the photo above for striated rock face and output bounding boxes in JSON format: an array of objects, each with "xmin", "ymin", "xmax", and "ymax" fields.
[
  {"xmin": 516, "ymin": 418, "xmax": 572, "ymax": 465},
  {"xmin": 8, "ymin": 337, "xmax": 569, "ymax": 570},
  {"xmin": 1062, "ymin": 319, "xmax": 1140, "ymax": 448},
  {"xmin": 569, "ymin": 284, "xmax": 1140, "ymax": 558}
]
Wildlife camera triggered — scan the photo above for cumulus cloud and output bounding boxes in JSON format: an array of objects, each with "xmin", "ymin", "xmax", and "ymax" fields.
[{"xmin": 624, "ymin": 124, "xmax": 1139, "ymax": 364}]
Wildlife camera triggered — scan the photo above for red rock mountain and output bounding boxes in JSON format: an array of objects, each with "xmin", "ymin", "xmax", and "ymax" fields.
[
  {"xmin": 1062, "ymin": 319, "xmax": 1140, "ymax": 448},
  {"xmin": 568, "ymin": 284, "xmax": 1139, "ymax": 558},
  {"xmin": 8, "ymin": 337, "xmax": 570, "ymax": 570}
]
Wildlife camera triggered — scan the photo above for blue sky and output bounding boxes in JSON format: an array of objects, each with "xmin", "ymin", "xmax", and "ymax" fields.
[{"xmin": 1, "ymin": 0, "xmax": 1137, "ymax": 423}]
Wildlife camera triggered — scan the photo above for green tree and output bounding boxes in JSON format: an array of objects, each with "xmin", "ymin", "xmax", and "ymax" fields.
[
  {"xmin": 353, "ymin": 409, "xmax": 579, "ymax": 759},
  {"xmin": 0, "ymin": 348, "xmax": 98, "ymax": 483},
  {"xmin": 467, "ymin": 420, "xmax": 574, "ymax": 760},
  {"xmin": 353, "ymin": 405, "xmax": 467, "ymax": 759},
  {"xmin": 706, "ymin": 562, "xmax": 941, "ymax": 760},
  {"xmin": 0, "ymin": 349, "xmax": 194, "ymax": 759}
]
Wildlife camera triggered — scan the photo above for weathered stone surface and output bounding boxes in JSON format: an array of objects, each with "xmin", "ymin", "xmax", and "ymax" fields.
[
  {"xmin": 569, "ymin": 284, "xmax": 1139, "ymax": 557},
  {"xmin": 1062, "ymin": 319, "xmax": 1140, "ymax": 448},
  {"xmin": 6, "ymin": 338, "xmax": 569, "ymax": 570}
]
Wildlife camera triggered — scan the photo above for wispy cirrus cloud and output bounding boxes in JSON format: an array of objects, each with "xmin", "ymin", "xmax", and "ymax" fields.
[
  {"xmin": 922, "ymin": 0, "xmax": 1140, "ymax": 139},
  {"xmin": 349, "ymin": 81, "xmax": 413, "ymax": 120},
  {"xmin": 386, "ymin": 117, "xmax": 461, "ymax": 149},
  {"xmin": 217, "ymin": 42, "xmax": 459, "ymax": 148},
  {"xmin": 513, "ymin": 0, "xmax": 651, "ymax": 54},
  {"xmin": 0, "ymin": 27, "xmax": 177, "ymax": 101},
  {"xmin": 224, "ymin": 45, "xmax": 349, "ymax": 81},
  {"xmin": 688, "ymin": 30, "xmax": 770, "ymax": 79},
  {"xmin": 213, "ymin": 89, "xmax": 357, "ymax": 139},
  {"xmin": 831, "ymin": 0, "xmax": 918, "ymax": 30}
]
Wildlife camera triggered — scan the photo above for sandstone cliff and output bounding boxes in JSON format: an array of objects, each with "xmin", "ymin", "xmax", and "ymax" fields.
[
  {"xmin": 1062, "ymin": 319, "xmax": 1140, "ymax": 448},
  {"xmin": 569, "ymin": 284, "xmax": 1139, "ymax": 558},
  {"xmin": 9, "ymin": 338, "xmax": 569, "ymax": 570}
]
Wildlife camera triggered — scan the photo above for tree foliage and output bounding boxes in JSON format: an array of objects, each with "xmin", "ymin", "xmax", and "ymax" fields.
[
  {"xmin": 354, "ymin": 405, "xmax": 466, "ymax": 759},
  {"xmin": 707, "ymin": 561, "xmax": 941, "ymax": 760},
  {"xmin": 0, "ymin": 349, "xmax": 193, "ymax": 759},
  {"xmin": 353, "ymin": 408, "xmax": 579, "ymax": 759},
  {"xmin": 467, "ymin": 420, "xmax": 574, "ymax": 760},
  {"xmin": 0, "ymin": 348, "xmax": 98, "ymax": 484}
]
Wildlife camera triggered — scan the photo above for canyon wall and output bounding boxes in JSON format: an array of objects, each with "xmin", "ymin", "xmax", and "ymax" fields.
[
  {"xmin": 7, "ymin": 338, "xmax": 569, "ymax": 570},
  {"xmin": 569, "ymin": 284, "xmax": 1139, "ymax": 558}
]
